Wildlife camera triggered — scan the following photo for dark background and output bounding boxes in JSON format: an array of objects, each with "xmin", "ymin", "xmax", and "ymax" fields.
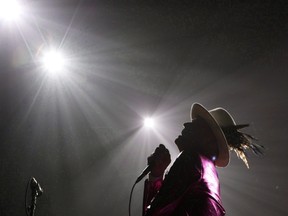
[{"xmin": 1, "ymin": 0, "xmax": 288, "ymax": 215}]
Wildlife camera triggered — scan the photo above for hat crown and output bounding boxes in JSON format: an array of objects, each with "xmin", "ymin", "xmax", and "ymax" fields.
[{"xmin": 209, "ymin": 108, "xmax": 236, "ymax": 128}]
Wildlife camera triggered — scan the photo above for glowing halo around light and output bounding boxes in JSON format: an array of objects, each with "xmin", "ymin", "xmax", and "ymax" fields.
[
  {"xmin": 0, "ymin": 0, "xmax": 23, "ymax": 22},
  {"xmin": 143, "ymin": 117, "xmax": 155, "ymax": 129},
  {"xmin": 41, "ymin": 49, "xmax": 67, "ymax": 77}
]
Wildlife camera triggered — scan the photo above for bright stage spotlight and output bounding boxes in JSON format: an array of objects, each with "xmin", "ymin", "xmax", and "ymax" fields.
[
  {"xmin": 41, "ymin": 49, "xmax": 67, "ymax": 76},
  {"xmin": 0, "ymin": 0, "xmax": 23, "ymax": 22},
  {"xmin": 144, "ymin": 117, "xmax": 155, "ymax": 129}
]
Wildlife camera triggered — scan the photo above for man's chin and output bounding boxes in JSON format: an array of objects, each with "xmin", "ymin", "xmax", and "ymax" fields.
[{"xmin": 174, "ymin": 136, "xmax": 184, "ymax": 152}]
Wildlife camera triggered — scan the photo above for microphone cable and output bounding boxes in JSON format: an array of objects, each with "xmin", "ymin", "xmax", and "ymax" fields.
[{"xmin": 128, "ymin": 180, "xmax": 137, "ymax": 216}]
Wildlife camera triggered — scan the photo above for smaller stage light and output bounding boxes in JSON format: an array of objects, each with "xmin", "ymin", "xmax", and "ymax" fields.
[
  {"xmin": 0, "ymin": 0, "xmax": 23, "ymax": 22},
  {"xmin": 144, "ymin": 117, "xmax": 155, "ymax": 129},
  {"xmin": 41, "ymin": 49, "xmax": 67, "ymax": 76}
]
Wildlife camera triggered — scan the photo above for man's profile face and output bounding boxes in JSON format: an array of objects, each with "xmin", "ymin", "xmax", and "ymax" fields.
[
  {"xmin": 175, "ymin": 118, "xmax": 199, "ymax": 151},
  {"xmin": 175, "ymin": 118, "xmax": 218, "ymax": 155}
]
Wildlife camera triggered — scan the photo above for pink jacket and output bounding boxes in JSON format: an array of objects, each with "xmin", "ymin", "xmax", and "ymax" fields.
[{"xmin": 143, "ymin": 150, "xmax": 226, "ymax": 216}]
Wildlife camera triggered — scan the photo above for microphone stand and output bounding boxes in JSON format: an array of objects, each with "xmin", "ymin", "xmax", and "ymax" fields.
[
  {"xmin": 29, "ymin": 189, "xmax": 39, "ymax": 216},
  {"xmin": 27, "ymin": 177, "xmax": 43, "ymax": 216}
]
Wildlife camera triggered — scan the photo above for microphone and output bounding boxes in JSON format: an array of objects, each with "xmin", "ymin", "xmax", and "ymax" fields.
[
  {"xmin": 30, "ymin": 177, "xmax": 43, "ymax": 197},
  {"xmin": 135, "ymin": 165, "xmax": 152, "ymax": 184},
  {"xmin": 135, "ymin": 150, "xmax": 159, "ymax": 184}
]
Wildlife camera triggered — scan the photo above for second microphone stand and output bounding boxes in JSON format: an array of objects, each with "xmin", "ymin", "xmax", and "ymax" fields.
[{"xmin": 26, "ymin": 177, "xmax": 43, "ymax": 216}]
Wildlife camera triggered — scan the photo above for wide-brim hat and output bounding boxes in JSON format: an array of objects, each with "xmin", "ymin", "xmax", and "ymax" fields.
[{"xmin": 191, "ymin": 103, "xmax": 237, "ymax": 167}]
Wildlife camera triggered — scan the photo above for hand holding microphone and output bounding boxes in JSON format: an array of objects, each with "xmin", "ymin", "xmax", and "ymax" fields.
[
  {"xmin": 148, "ymin": 144, "xmax": 171, "ymax": 178},
  {"xmin": 136, "ymin": 144, "xmax": 171, "ymax": 183}
]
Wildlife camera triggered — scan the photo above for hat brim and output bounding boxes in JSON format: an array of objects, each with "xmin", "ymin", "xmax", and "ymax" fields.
[{"xmin": 191, "ymin": 103, "xmax": 229, "ymax": 167}]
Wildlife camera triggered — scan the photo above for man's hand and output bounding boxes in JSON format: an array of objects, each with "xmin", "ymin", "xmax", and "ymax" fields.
[{"xmin": 148, "ymin": 144, "xmax": 171, "ymax": 178}]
